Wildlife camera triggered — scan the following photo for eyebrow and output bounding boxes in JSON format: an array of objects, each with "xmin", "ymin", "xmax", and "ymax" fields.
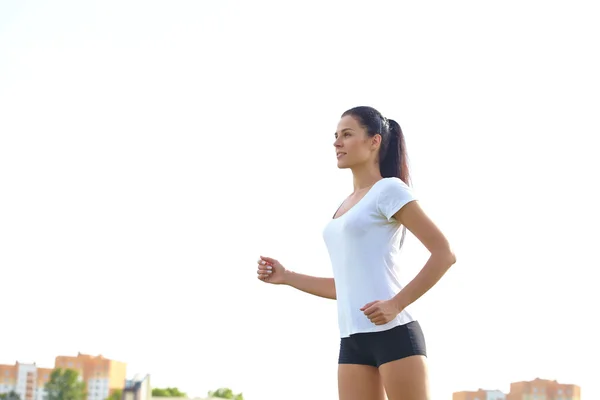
[{"xmin": 335, "ymin": 128, "xmax": 353, "ymax": 135}]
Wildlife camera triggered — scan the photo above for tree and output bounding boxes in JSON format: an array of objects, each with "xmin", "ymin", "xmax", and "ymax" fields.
[
  {"xmin": 208, "ymin": 388, "xmax": 243, "ymax": 400},
  {"xmin": 45, "ymin": 368, "xmax": 87, "ymax": 400},
  {"xmin": 106, "ymin": 389, "xmax": 122, "ymax": 400},
  {"xmin": 0, "ymin": 391, "xmax": 20, "ymax": 400},
  {"xmin": 151, "ymin": 388, "xmax": 187, "ymax": 397}
]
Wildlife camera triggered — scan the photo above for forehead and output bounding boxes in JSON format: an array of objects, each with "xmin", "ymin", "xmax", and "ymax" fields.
[{"xmin": 336, "ymin": 115, "xmax": 363, "ymax": 133}]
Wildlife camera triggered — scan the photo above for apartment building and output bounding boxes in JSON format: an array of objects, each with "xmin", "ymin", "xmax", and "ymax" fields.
[
  {"xmin": 0, "ymin": 363, "xmax": 52, "ymax": 400},
  {"xmin": 507, "ymin": 378, "xmax": 580, "ymax": 400},
  {"xmin": 55, "ymin": 353, "xmax": 126, "ymax": 400},
  {"xmin": 453, "ymin": 388, "xmax": 506, "ymax": 400},
  {"xmin": 1, "ymin": 353, "xmax": 126, "ymax": 400}
]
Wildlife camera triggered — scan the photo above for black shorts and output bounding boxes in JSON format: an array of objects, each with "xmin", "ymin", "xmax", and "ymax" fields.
[{"xmin": 338, "ymin": 320, "xmax": 427, "ymax": 368}]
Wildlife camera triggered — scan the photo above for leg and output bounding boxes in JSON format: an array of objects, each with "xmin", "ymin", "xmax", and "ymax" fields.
[
  {"xmin": 379, "ymin": 355, "xmax": 430, "ymax": 400},
  {"xmin": 338, "ymin": 364, "xmax": 385, "ymax": 400},
  {"xmin": 338, "ymin": 336, "xmax": 385, "ymax": 400},
  {"xmin": 371, "ymin": 321, "xmax": 429, "ymax": 400}
]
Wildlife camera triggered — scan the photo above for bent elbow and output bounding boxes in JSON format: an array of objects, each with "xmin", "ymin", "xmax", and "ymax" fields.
[
  {"xmin": 448, "ymin": 250, "xmax": 457, "ymax": 266},
  {"xmin": 434, "ymin": 248, "xmax": 456, "ymax": 269}
]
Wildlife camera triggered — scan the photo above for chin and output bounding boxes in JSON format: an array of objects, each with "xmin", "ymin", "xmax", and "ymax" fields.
[{"xmin": 336, "ymin": 160, "xmax": 350, "ymax": 169}]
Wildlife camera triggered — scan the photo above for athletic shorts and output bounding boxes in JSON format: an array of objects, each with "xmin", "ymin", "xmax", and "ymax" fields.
[{"xmin": 338, "ymin": 320, "xmax": 427, "ymax": 368}]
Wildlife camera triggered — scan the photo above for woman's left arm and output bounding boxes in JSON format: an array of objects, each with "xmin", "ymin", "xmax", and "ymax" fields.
[{"xmin": 390, "ymin": 200, "xmax": 456, "ymax": 312}]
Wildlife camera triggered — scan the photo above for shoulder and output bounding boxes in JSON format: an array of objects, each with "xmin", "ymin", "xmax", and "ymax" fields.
[
  {"xmin": 376, "ymin": 177, "xmax": 414, "ymax": 195},
  {"xmin": 375, "ymin": 178, "xmax": 417, "ymax": 221}
]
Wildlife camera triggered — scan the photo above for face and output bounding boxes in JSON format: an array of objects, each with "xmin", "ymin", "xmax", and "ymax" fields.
[{"xmin": 334, "ymin": 115, "xmax": 381, "ymax": 169}]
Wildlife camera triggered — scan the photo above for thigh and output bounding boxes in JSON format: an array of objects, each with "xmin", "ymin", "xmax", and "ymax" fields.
[
  {"xmin": 379, "ymin": 355, "xmax": 430, "ymax": 400},
  {"xmin": 338, "ymin": 364, "xmax": 385, "ymax": 400}
]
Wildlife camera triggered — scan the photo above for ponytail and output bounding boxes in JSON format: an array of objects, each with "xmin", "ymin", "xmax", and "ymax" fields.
[
  {"xmin": 379, "ymin": 119, "xmax": 410, "ymax": 249},
  {"xmin": 380, "ymin": 119, "xmax": 410, "ymax": 185}
]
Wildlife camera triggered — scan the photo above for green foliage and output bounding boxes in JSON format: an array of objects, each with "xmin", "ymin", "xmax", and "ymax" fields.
[
  {"xmin": 151, "ymin": 388, "xmax": 187, "ymax": 397},
  {"xmin": 45, "ymin": 368, "xmax": 87, "ymax": 400},
  {"xmin": 105, "ymin": 389, "xmax": 122, "ymax": 400},
  {"xmin": 0, "ymin": 391, "xmax": 20, "ymax": 400},
  {"xmin": 208, "ymin": 388, "xmax": 243, "ymax": 400}
]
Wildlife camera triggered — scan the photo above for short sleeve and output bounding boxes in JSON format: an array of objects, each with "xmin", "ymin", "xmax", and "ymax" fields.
[{"xmin": 376, "ymin": 178, "xmax": 417, "ymax": 222}]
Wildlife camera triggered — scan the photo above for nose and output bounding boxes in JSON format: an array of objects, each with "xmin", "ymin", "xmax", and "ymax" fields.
[{"xmin": 333, "ymin": 137, "xmax": 342, "ymax": 148}]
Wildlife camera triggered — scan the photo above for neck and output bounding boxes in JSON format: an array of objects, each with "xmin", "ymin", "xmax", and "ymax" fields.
[{"xmin": 351, "ymin": 163, "xmax": 383, "ymax": 191}]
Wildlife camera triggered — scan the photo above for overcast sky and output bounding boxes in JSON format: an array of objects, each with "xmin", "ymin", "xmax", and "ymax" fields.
[{"xmin": 1, "ymin": 1, "xmax": 599, "ymax": 399}]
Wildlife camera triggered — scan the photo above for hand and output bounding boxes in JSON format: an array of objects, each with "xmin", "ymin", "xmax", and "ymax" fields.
[
  {"xmin": 360, "ymin": 299, "xmax": 401, "ymax": 325},
  {"xmin": 256, "ymin": 255, "xmax": 288, "ymax": 285}
]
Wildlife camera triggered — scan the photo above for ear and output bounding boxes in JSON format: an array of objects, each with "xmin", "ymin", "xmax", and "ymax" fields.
[{"xmin": 371, "ymin": 134, "xmax": 382, "ymax": 150}]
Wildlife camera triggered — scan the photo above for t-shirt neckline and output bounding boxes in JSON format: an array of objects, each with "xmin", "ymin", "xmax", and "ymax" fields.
[{"xmin": 331, "ymin": 178, "xmax": 387, "ymax": 221}]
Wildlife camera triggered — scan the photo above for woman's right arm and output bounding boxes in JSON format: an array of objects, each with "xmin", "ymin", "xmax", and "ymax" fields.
[
  {"xmin": 257, "ymin": 255, "xmax": 336, "ymax": 300},
  {"xmin": 284, "ymin": 270, "xmax": 336, "ymax": 300}
]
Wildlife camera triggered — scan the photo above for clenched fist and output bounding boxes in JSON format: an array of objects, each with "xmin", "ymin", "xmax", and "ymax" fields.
[
  {"xmin": 256, "ymin": 255, "xmax": 287, "ymax": 285},
  {"xmin": 360, "ymin": 299, "xmax": 401, "ymax": 325}
]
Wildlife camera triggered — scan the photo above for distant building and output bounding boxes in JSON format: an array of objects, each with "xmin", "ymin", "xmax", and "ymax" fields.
[
  {"xmin": 0, "ymin": 362, "xmax": 52, "ymax": 400},
  {"xmin": 1, "ymin": 353, "xmax": 126, "ymax": 400},
  {"xmin": 34, "ymin": 367, "xmax": 54, "ymax": 400},
  {"xmin": 55, "ymin": 353, "xmax": 126, "ymax": 400},
  {"xmin": 123, "ymin": 374, "xmax": 151, "ymax": 400},
  {"xmin": 507, "ymin": 378, "xmax": 580, "ymax": 400},
  {"xmin": 453, "ymin": 388, "xmax": 506, "ymax": 400}
]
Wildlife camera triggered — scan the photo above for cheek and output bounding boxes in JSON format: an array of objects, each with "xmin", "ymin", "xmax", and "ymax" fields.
[
  {"xmin": 347, "ymin": 139, "xmax": 370, "ymax": 157},
  {"xmin": 346, "ymin": 138, "xmax": 363, "ymax": 153}
]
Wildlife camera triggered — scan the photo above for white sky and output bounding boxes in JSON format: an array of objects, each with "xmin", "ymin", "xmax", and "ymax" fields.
[{"xmin": 1, "ymin": 1, "xmax": 599, "ymax": 399}]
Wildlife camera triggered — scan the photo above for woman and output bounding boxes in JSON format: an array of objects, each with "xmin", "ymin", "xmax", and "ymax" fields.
[{"xmin": 256, "ymin": 106, "xmax": 456, "ymax": 400}]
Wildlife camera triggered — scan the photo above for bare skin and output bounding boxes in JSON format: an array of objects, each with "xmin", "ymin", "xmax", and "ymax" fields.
[
  {"xmin": 379, "ymin": 356, "xmax": 430, "ymax": 400},
  {"xmin": 337, "ymin": 355, "xmax": 429, "ymax": 400},
  {"xmin": 257, "ymin": 114, "xmax": 454, "ymax": 400},
  {"xmin": 338, "ymin": 365, "xmax": 385, "ymax": 400}
]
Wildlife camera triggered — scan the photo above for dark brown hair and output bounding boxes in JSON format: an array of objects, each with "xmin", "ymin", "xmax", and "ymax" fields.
[{"xmin": 341, "ymin": 106, "xmax": 410, "ymax": 185}]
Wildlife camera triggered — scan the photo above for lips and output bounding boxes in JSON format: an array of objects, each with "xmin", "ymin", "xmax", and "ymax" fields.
[{"xmin": 336, "ymin": 152, "xmax": 346, "ymax": 159}]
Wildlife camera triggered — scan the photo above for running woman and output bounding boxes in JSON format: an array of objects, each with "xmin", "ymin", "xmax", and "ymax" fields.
[{"xmin": 257, "ymin": 106, "xmax": 456, "ymax": 400}]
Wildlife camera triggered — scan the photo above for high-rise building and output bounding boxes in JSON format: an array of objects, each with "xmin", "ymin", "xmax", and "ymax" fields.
[
  {"xmin": 1, "ymin": 353, "xmax": 126, "ymax": 400},
  {"xmin": 507, "ymin": 378, "xmax": 581, "ymax": 400},
  {"xmin": 0, "ymin": 362, "xmax": 52, "ymax": 400},
  {"xmin": 55, "ymin": 353, "xmax": 127, "ymax": 400},
  {"xmin": 453, "ymin": 388, "xmax": 506, "ymax": 400}
]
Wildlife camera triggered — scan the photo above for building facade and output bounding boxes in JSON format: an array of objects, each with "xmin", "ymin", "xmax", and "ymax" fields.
[
  {"xmin": 507, "ymin": 378, "xmax": 580, "ymax": 400},
  {"xmin": 55, "ymin": 353, "xmax": 127, "ymax": 400},
  {"xmin": 1, "ymin": 353, "xmax": 126, "ymax": 400},
  {"xmin": 454, "ymin": 389, "xmax": 506, "ymax": 400},
  {"xmin": 0, "ymin": 363, "xmax": 52, "ymax": 400}
]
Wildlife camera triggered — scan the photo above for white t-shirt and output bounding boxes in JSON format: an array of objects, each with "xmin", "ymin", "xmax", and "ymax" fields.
[{"xmin": 323, "ymin": 177, "xmax": 417, "ymax": 338}]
